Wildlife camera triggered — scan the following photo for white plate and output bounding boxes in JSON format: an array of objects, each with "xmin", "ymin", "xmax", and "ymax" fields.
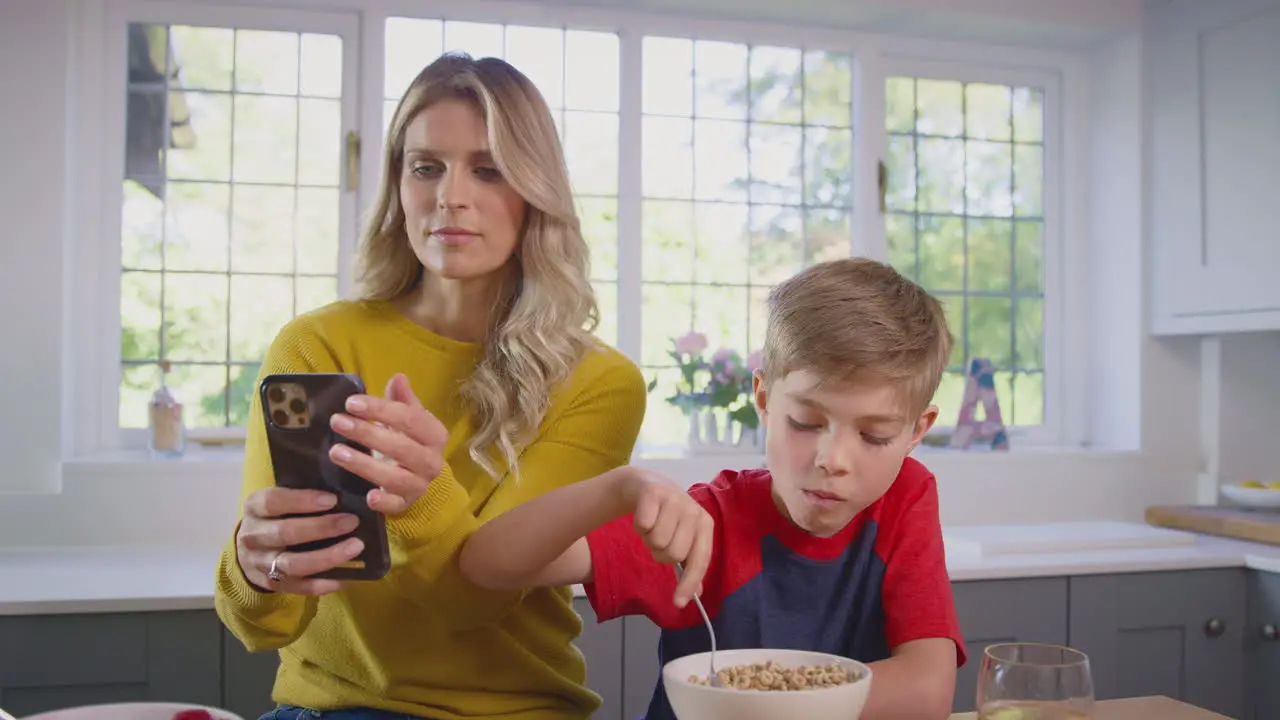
[
  {"xmin": 1220, "ymin": 483, "xmax": 1280, "ymax": 510},
  {"xmin": 18, "ymin": 703, "xmax": 243, "ymax": 720}
]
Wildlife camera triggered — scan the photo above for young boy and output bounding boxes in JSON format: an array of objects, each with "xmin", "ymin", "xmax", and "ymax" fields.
[{"xmin": 459, "ymin": 258, "xmax": 965, "ymax": 720}]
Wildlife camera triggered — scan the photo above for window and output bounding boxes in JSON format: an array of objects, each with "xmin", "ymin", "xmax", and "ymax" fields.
[
  {"xmin": 382, "ymin": 17, "xmax": 621, "ymax": 345},
  {"xmin": 882, "ymin": 75, "xmax": 1048, "ymax": 431},
  {"xmin": 114, "ymin": 11, "xmax": 357, "ymax": 437},
  {"xmin": 637, "ymin": 36, "xmax": 853, "ymax": 449},
  {"xmin": 94, "ymin": 3, "xmax": 1072, "ymax": 454}
]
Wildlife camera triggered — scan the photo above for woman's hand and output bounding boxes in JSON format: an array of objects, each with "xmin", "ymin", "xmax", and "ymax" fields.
[
  {"xmin": 327, "ymin": 373, "xmax": 449, "ymax": 516},
  {"xmin": 235, "ymin": 487, "xmax": 364, "ymax": 595},
  {"xmin": 619, "ymin": 468, "xmax": 715, "ymax": 608}
]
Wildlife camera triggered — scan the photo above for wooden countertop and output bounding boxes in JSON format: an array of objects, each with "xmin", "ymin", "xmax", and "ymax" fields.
[{"xmin": 949, "ymin": 696, "xmax": 1233, "ymax": 719}]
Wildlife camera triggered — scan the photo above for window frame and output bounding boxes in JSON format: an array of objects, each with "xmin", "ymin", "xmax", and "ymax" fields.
[
  {"xmin": 871, "ymin": 56, "xmax": 1071, "ymax": 447},
  {"xmin": 72, "ymin": 0, "xmax": 1088, "ymax": 458},
  {"xmin": 81, "ymin": 0, "xmax": 363, "ymax": 453}
]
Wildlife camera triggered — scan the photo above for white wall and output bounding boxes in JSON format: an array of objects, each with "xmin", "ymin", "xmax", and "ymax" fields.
[
  {"xmin": 1, "ymin": 0, "xmax": 75, "ymax": 498},
  {"xmin": 1219, "ymin": 332, "xmax": 1280, "ymax": 484},
  {"xmin": 0, "ymin": 0, "xmax": 1267, "ymax": 550}
]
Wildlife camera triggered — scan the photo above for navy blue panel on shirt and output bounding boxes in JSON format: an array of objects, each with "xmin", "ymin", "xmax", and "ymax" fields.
[{"xmin": 639, "ymin": 520, "xmax": 888, "ymax": 720}]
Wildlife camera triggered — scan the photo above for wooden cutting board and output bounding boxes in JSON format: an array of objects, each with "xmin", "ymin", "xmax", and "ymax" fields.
[{"xmin": 1145, "ymin": 505, "xmax": 1280, "ymax": 546}]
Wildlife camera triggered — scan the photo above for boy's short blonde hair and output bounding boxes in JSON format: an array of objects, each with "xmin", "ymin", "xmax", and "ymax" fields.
[{"xmin": 762, "ymin": 258, "xmax": 953, "ymax": 414}]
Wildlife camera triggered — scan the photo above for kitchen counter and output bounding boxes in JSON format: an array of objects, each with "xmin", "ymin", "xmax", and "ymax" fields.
[
  {"xmin": 2, "ymin": 524, "xmax": 1279, "ymax": 616},
  {"xmin": 949, "ymin": 695, "xmax": 1230, "ymax": 719}
]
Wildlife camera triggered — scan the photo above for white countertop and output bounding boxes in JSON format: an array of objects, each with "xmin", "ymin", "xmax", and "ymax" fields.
[{"xmin": 2, "ymin": 524, "xmax": 1279, "ymax": 616}]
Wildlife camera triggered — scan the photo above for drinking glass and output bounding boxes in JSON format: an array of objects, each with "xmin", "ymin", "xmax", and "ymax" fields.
[{"xmin": 976, "ymin": 642, "xmax": 1094, "ymax": 720}]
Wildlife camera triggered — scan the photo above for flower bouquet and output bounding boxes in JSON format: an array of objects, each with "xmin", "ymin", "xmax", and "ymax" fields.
[{"xmin": 648, "ymin": 332, "xmax": 764, "ymax": 454}]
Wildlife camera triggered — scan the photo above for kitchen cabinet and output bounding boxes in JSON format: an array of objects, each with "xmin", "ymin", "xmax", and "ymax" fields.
[
  {"xmin": 575, "ymin": 600, "xmax": 624, "ymax": 720},
  {"xmin": 1146, "ymin": 0, "xmax": 1280, "ymax": 335},
  {"xmin": 949, "ymin": 578, "xmax": 1069, "ymax": 713},
  {"xmin": 221, "ymin": 626, "xmax": 277, "ymax": 720},
  {"xmin": 1246, "ymin": 570, "xmax": 1280, "ymax": 719},
  {"xmin": 0, "ymin": 611, "xmax": 221, "ymax": 716},
  {"xmin": 1068, "ymin": 569, "xmax": 1247, "ymax": 718},
  {"xmin": 622, "ymin": 615, "xmax": 661, "ymax": 720},
  {"xmin": 0, "ymin": 570, "xmax": 1273, "ymax": 718}
]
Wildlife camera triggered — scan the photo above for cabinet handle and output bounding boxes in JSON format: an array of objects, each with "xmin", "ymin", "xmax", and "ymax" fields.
[
  {"xmin": 1204, "ymin": 618, "xmax": 1225, "ymax": 637},
  {"xmin": 1263, "ymin": 624, "xmax": 1278, "ymax": 641}
]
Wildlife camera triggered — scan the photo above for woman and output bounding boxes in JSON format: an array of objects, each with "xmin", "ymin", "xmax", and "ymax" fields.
[{"xmin": 213, "ymin": 52, "xmax": 647, "ymax": 720}]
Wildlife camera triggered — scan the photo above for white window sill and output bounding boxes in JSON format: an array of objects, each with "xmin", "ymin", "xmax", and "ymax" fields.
[
  {"xmin": 57, "ymin": 442, "xmax": 1141, "ymax": 486},
  {"xmin": 14, "ymin": 445, "xmax": 1182, "ymax": 547}
]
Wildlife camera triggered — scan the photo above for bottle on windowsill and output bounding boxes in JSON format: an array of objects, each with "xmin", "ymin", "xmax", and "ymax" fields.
[{"xmin": 148, "ymin": 360, "xmax": 186, "ymax": 459}]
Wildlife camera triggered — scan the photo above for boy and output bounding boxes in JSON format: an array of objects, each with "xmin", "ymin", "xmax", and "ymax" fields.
[{"xmin": 460, "ymin": 258, "xmax": 965, "ymax": 720}]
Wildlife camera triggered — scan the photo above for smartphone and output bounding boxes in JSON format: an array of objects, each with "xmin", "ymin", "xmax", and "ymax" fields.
[{"xmin": 259, "ymin": 372, "xmax": 391, "ymax": 580}]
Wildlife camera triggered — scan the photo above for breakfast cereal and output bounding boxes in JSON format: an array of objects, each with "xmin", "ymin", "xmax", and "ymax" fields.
[{"xmin": 687, "ymin": 660, "xmax": 859, "ymax": 691}]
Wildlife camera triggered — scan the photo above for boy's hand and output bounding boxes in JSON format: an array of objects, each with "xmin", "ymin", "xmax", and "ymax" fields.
[{"xmin": 621, "ymin": 468, "xmax": 714, "ymax": 608}]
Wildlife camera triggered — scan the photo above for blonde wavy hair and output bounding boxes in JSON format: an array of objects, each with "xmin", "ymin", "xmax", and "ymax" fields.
[{"xmin": 355, "ymin": 53, "xmax": 599, "ymax": 480}]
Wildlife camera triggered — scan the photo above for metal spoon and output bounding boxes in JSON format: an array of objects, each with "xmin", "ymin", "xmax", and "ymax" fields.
[{"xmin": 675, "ymin": 562, "xmax": 722, "ymax": 687}]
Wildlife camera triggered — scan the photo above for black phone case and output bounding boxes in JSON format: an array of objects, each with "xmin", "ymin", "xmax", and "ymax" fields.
[{"xmin": 259, "ymin": 372, "xmax": 391, "ymax": 580}]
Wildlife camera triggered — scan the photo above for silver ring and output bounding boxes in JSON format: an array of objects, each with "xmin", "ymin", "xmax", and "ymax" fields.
[{"xmin": 267, "ymin": 554, "xmax": 286, "ymax": 583}]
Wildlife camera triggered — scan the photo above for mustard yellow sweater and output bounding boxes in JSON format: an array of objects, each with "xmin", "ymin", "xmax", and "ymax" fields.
[{"xmin": 214, "ymin": 300, "xmax": 646, "ymax": 719}]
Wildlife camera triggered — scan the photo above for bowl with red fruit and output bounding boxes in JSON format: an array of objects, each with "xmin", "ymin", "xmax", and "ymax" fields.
[{"xmin": 17, "ymin": 704, "xmax": 242, "ymax": 720}]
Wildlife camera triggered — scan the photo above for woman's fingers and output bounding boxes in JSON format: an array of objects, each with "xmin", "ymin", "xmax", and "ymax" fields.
[
  {"xmin": 329, "ymin": 412, "xmax": 441, "ymax": 482},
  {"xmin": 244, "ymin": 486, "xmax": 337, "ymax": 520},
  {"xmin": 342, "ymin": 390, "xmax": 448, "ymax": 451},
  {"xmin": 246, "ymin": 536, "xmax": 365, "ymax": 596},
  {"xmin": 366, "ymin": 487, "xmax": 411, "ymax": 515},
  {"xmin": 239, "ymin": 513, "xmax": 359, "ymax": 551},
  {"xmin": 236, "ymin": 489, "xmax": 364, "ymax": 598},
  {"xmin": 328, "ymin": 441, "xmax": 425, "ymax": 506},
  {"xmin": 266, "ymin": 536, "xmax": 365, "ymax": 581}
]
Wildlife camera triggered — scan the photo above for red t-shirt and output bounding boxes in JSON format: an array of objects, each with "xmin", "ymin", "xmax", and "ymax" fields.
[{"xmin": 584, "ymin": 457, "xmax": 965, "ymax": 720}]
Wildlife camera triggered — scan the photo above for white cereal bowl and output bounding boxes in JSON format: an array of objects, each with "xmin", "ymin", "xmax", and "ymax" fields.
[
  {"xmin": 1220, "ymin": 483, "xmax": 1280, "ymax": 510},
  {"xmin": 18, "ymin": 703, "xmax": 243, "ymax": 720},
  {"xmin": 663, "ymin": 648, "xmax": 873, "ymax": 720}
]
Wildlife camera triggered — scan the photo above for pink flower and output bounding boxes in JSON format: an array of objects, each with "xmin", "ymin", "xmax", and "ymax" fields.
[
  {"xmin": 674, "ymin": 331, "xmax": 708, "ymax": 356},
  {"xmin": 746, "ymin": 350, "xmax": 763, "ymax": 371},
  {"xmin": 712, "ymin": 347, "xmax": 734, "ymax": 363}
]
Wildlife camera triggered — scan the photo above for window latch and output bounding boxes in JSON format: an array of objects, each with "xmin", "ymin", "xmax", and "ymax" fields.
[{"xmin": 345, "ymin": 130, "xmax": 361, "ymax": 193}]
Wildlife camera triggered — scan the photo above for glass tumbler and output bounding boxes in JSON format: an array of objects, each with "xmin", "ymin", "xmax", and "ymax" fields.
[{"xmin": 975, "ymin": 642, "xmax": 1094, "ymax": 720}]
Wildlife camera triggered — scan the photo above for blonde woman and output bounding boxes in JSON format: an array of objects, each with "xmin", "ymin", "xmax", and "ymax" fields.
[{"xmin": 213, "ymin": 53, "xmax": 647, "ymax": 720}]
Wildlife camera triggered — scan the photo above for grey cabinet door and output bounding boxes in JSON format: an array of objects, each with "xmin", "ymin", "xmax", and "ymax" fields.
[
  {"xmin": 573, "ymin": 598, "xmax": 622, "ymax": 720},
  {"xmin": 622, "ymin": 616, "xmax": 661, "ymax": 720},
  {"xmin": 950, "ymin": 578, "xmax": 1069, "ymax": 713},
  {"xmin": 1068, "ymin": 569, "xmax": 1246, "ymax": 718},
  {"xmin": 221, "ymin": 627, "xmax": 279, "ymax": 720},
  {"xmin": 0, "ymin": 611, "xmax": 221, "ymax": 717},
  {"xmin": 1246, "ymin": 570, "xmax": 1280, "ymax": 720}
]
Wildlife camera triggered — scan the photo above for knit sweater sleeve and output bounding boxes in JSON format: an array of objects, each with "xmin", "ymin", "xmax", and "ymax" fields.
[
  {"xmin": 213, "ymin": 316, "xmax": 341, "ymax": 652},
  {"xmin": 381, "ymin": 350, "xmax": 647, "ymax": 630}
]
